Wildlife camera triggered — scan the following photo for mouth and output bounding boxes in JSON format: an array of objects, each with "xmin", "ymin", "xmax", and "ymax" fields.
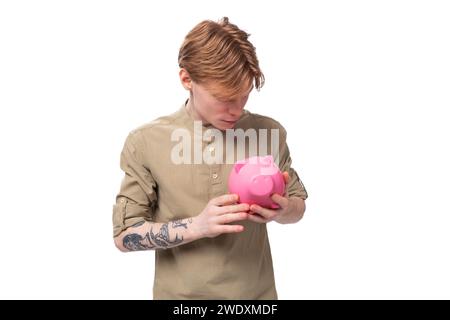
[{"xmin": 222, "ymin": 119, "xmax": 237, "ymax": 124}]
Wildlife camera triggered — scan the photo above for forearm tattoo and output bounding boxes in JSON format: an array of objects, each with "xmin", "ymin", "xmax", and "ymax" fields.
[
  {"xmin": 171, "ymin": 218, "xmax": 192, "ymax": 229},
  {"xmin": 122, "ymin": 218, "xmax": 193, "ymax": 251},
  {"xmin": 122, "ymin": 232, "xmax": 156, "ymax": 251}
]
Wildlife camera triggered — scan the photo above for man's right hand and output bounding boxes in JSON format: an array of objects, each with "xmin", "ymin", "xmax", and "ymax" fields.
[{"xmin": 193, "ymin": 194, "xmax": 249, "ymax": 238}]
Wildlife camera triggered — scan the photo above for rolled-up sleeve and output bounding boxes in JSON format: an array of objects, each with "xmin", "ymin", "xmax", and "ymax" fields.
[
  {"xmin": 278, "ymin": 127, "xmax": 308, "ymax": 200},
  {"xmin": 112, "ymin": 130, "xmax": 157, "ymax": 237}
]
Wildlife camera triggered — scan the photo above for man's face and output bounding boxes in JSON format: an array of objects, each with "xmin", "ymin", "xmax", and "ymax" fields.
[{"xmin": 189, "ymin": 82, "xmax": 253, "ymax": 130}]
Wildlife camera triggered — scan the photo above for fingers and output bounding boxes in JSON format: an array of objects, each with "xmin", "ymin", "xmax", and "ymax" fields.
[
  {"xmin": 247, "ymin": 212, "xmax": 268, "ymax": 224},
  {"xmin": 217, "ymin": 212, "xmax": 248, "ymax": 224},
  {"xmin": 216, "ymin": 224, "xmax": 245, "ymax": 234},
  {"xmin": 283, "ymin": 171, "xmax": 290, "ymax": 184},
  {"xmin": 250, "ymin": 204, "xmax": 276, "ymax": 220},
  {"xmin": 210, "ymin": 194, "xmax": 239, "ymax": 206},
  {"xmin": 218, "ymin": 203, "xmax": 249, "ymax": 215},
  {"xmin": 271, "ymin": 193, "xmax": 289, "ymax": 209}
]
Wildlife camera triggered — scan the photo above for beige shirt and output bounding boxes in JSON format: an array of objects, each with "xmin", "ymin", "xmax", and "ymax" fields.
[{"xmin": 112, "ymin": 100, "xmax": 308, "ymax": 299}]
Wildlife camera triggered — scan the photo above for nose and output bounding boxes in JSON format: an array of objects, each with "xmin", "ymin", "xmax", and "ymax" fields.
[{"xmin": 228, "ymin": 103, "xmax": 243, "ymax": 118}]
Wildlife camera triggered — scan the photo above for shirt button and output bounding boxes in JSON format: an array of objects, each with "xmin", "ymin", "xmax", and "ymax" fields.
[
  {"xmin": 120, "ymin": 198, "xmax": 125, "ymax": 203},
  {"xmin": 212, "ymin": 173, "xmax": 218, "ymax": 179}
]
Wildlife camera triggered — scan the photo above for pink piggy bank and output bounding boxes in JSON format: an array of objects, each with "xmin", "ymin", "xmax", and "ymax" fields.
[{"xmin": 228, "ymin": 155, "xmax": 285, "ymax": 209}]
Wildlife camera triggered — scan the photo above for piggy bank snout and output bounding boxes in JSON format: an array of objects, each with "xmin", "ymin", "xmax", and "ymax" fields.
[
  {"xmin": 250, "ymin": 175, "xmax": 274, "ymax": 197},
  {"xmin": 228, "ymin": 156, "xmax": 285, "ymax": 208}
]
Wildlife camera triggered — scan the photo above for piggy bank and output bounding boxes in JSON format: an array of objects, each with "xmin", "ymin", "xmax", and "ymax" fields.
[{"xmin": 228, "ymin": 155, "xmax": 285, "ymax": 209}]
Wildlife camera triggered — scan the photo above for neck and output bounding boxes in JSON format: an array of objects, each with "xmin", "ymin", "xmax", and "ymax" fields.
[
  {"xmin": 185, "ymin": 98, "xmax": 210, "ymax": 125},
  {"xmin": 185, "ymin": 98, "xmax": 198, "ymax": 120}
]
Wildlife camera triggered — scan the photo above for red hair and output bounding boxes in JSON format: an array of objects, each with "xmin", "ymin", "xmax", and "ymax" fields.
[{"xmin": 178, "ymin": 17, "xmax": 264, "ymax": 100}]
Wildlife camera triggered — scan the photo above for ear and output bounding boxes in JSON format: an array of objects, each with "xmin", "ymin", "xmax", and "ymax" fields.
[{"xmin": 179, "ymin": 68, "xmax": 192, "ymax": 91}]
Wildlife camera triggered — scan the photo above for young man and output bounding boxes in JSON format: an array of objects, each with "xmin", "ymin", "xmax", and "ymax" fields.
[{"xmin": 112, "ymin": 17, "xmax": 308, "ymax": 299}]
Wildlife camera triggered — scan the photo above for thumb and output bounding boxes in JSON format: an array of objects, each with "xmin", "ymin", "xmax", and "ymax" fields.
[{"xmin": 283, "ymin": 171, "xmax": 290, "ymax": 184}]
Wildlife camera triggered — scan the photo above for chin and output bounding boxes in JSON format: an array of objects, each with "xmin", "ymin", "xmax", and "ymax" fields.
[{"xmin": 216, "ymin": 122, "xmax": 235, "ymax": 130}]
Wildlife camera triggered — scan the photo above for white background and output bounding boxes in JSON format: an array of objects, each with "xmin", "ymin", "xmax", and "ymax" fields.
[{"xmin": 0, "ymin": 0, "xmax": 449, "ymax": 299}]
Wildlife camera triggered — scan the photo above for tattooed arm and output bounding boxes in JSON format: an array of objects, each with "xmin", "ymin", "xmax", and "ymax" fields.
[
  {"xmin": 114, "ymin": 218, "xmax": 197, "ymax": 252},
  {"xmin": 114, "ymin": 194, "xmax": 250, "ymax": 252}
]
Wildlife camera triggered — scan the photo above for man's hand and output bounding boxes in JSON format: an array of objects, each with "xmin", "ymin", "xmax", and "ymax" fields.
[
  {"xmin": 193, "ymin": 194, "xmax": 249, "ymax": 238},
  {"xmin": 247, "ymin": 172, "xmax": 306, "ymax": 224}
]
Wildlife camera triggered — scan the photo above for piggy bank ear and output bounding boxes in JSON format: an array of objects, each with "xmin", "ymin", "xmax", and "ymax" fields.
[
  {"xmin": 234, "ymin": 161, "xmax": 246, "ymax": 173},
  {"xmin": 261, "ymin": 155, "xmax": 274, "ymax": 165}
]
